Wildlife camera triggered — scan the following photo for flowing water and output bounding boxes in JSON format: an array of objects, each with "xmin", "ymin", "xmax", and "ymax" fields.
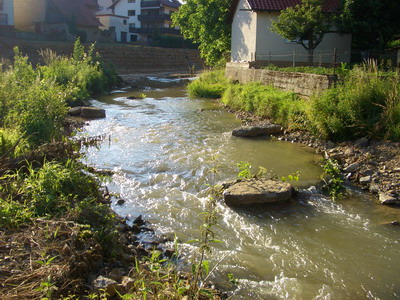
[{"xmin": 80, "ymin": 78, "xmax": 400, "ymax": 299}]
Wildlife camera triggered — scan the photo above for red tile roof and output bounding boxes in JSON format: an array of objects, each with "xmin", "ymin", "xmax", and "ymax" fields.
[
  {"xmin": 229, "ymin": 0, "xmax": 341, "ymax": 23},
  {"xmin": 246, "ymin": 0, "xmax": 340, "ymax": 12},
  {"xmin": 51, "ymin": 0, "xmax": 102, "ymax": 27}
]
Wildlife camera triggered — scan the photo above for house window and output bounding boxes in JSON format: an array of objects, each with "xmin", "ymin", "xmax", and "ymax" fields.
[
  {"xmin": 0, "ymin": 13, "xmax": 8, "ymax": 25},
  {"xmin": 128, "ymin": 10, "xmax": 136, "ymax": 16},
  {"xmin": 128, "ymin": 0, "xmax": 136, "ymax": 3},
  {"xmin": 130, "ymin": 35, "xmax": 138, "ymax": 42},
  {"xmin": 129, "ymin": 23, "xmax": 136, "ymax": 28},
  {"xmin": 123, "ymin": 19, "xmax": 127, "ymax": 25}
]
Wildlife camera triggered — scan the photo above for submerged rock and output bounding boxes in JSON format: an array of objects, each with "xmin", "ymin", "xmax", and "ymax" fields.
[
  {"xmin": 223, "ymin": 178, "xmax": 293, "ymax": 206},
  {"xmin": 232, "ymin": 123, "xmax": 282, "ymax": 137}
]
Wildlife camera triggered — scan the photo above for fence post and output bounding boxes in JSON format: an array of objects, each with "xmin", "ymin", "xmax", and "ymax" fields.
[
  {"xmin": 319, "ymin": 52, "xmax": 322, "ymax": 67},
  {"xmin": 333, "ymin": 48, "xmax": 337, "ymax": 74},
  {"xmin": 293, "ymin": 50, "xmax": 296, "ymax": 67},
  {"xmin": 268, "ymin": 51, "xmax": 271, "ymax": 65}
]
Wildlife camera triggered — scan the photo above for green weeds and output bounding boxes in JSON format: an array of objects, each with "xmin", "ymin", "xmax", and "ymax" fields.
[
  {"xmin": 320, "ymin": 158, "xmax": 346, "ymax": 200},
  {"xmin": 188, "ymin": 69, "xmax": 229, "ymax": 99}
]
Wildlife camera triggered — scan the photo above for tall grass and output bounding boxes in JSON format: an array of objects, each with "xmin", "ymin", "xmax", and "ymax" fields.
[
  {"xmin": 187, "ymin": 69, "xmax": 229, "ymax": 99},
  {"xmin": 310, "ymin": 62, "xmax": 400, "ymax": 141},
  {"xmin": 190, "ymin": 66, "xmax": 400, "ymax": 141}
]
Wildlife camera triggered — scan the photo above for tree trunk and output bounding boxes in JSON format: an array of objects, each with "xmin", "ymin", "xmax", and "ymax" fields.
[{"xmin": 308, "ymin": 48, "xmax": 314, "ymax": 64}]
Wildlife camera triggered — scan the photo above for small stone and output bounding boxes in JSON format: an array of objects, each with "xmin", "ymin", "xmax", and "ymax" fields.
[
  {"xmin": 379, "ymin": 193, "xmax": 398, "ymax": 205},
  {"xmin": 164, "ymin": 249, "xmax": 176, "ymax": 258},
  {"xmin": 92, "ymin": 276, "xmax": 118, "ymax": 297},
  {"xmin": 392, "ymin": 168, "xmax": 400, "ymax": 173},
  {"xmin": 108, "ymin": 268, "xmax": 124, "ymax": 282},
  {"xmin": 344, "ymin": 147, "xmax": 354, "ymax": 156},
  {"xmin": 326, "ymin": 141, "xmax": 335, "ymax": 149},
  {"xmin": 121, "ymin": 276, "xmax": 135, "ymax": 291},
  {"xmin": 359, "ymin": 176, "xmax": 372, "ymax": 185},
  {"xmin": 344, "ymin": 162, "xmax": 360, "ymax": 173},
  {"xmin": 354, "ymin": 137, "xmax": 369, "ymax": 148},
  {"xmin": 369, "ymin": 183, "xmax": 380, "ymax": 194}
]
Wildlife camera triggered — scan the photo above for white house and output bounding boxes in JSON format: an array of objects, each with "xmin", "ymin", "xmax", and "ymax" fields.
[
  {"xmin": 229, "ymin": 0, "xmax": 352, "ymax": 66},
  {"xmin": 97, "ymin": 0, "xmax": 140, "ymax": 42},
  {"xmin": 0, "ymin": 0, "xmax": 14, "ymax": 31}
]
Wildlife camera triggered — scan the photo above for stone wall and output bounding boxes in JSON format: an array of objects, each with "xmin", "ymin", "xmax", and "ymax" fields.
[
  {"xmin": 225, "ymin": 62, "xmax": 337, "ymax": 97},
  {"xmin": 0, "ymin": 37, "xmax": 204, "ymax": 74}
]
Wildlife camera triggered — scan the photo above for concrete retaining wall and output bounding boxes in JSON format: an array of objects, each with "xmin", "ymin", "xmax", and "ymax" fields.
[
  {"xmin": 0, "ymin": 38, "xmax": 204, "ymax": 74},
  {"xmin": 225, "ymin": 62, "xmax": 337, "ymax": 97}
]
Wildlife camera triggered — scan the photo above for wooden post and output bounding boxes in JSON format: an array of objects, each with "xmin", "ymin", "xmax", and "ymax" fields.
[
  {"xmin": 293, "ymin": 50, "xmax": 296, "ymax": 67},
  {"xmin": 333, "ymin": 48, "xmax": 337, "ymax": 74}
]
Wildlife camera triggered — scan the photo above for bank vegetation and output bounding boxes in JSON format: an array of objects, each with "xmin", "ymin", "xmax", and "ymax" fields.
[{"xmin": 189, "ymin": 64, "xmax": 400, "ymax": 142}]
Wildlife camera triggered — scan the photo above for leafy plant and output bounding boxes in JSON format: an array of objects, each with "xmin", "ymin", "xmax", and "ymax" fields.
[{"xmin": 320, "ymin": 158, "xmax": 346, "ymax": 200}]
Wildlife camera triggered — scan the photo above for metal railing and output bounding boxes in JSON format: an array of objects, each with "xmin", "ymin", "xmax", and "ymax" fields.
[
  {"xmin": 138, "ymin": 13, "xmax": 171, "ymax": 22},
  {"xmin": 129, "ymin": 27, "xmax": 180, "ymax": 35},
  {"xmin": 141, "ymin": 1, "xmax": 161, "ymax": 8}
]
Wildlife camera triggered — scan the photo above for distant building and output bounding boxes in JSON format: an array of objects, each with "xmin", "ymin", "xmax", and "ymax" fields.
[
  {"xmin": 14, "ymin": 0, "xmax": 102, "ymax": 41},
  {"xmin": 0, "ymin": 0, "xmax": 14, "ymax": 32},
  {"xmin": 229, "ymin": 0, "xmax": 352, "ymax": 65},
  {"xmin": 97, "ymin": 0, "xmax": 181, "ymax": 42}
]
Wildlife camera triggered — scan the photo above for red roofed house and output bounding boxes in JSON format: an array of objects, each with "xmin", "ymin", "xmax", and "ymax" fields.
[
  {"xmin": 14, "ymin": 0, "xmax": 102, "ymax": 41},
  {"xmin": 229, "ymin": 0, "xmax": 351, "ymax": 65}
]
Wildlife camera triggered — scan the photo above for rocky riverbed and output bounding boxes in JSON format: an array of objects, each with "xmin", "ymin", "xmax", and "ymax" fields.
[{"xmin": 229, "ymin": 109, "xmax": 400, "ymax": 207}]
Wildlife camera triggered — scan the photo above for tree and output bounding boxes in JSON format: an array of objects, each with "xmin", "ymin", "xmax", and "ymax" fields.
[
  {"xmin": 271, "ymin": 0, "xmax": 333, "ymax": 64},
  {"xmin": 171, "ymin": 0, "xmax": 231, "ymax": 66},
  {"xmin": 339, "ymin": 0, "xmax": 400, "ymax": 52}
]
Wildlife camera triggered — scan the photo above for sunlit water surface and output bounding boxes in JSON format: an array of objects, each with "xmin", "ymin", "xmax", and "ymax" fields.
[{"xmin": 80, "ymin": 78, "xmax": 400, "ymax": 299}]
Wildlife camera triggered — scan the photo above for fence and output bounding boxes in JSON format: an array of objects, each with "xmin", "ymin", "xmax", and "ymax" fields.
[{"xmin": 253, "ymin": 48, "xmax": 400, "ymax": 69}]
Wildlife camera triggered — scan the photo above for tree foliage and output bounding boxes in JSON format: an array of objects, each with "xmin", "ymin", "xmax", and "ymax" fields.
[
  {"xmin": 171, "ymin": 0, "xmax": 231, "ymax": 66},
  {"xmin": 271, "ymin": 0, "xmax": 333, "ymax": 63},
  {"xmin": 339, "ymin": 0, "xmax": 400, "ymax": 51}
]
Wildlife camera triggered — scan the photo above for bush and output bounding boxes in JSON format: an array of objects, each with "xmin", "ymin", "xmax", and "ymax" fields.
[
  {"xmin": 187, "ymin": 69, "xmax": 229, "ymax": 98},
  {"xmin": 309, "ymin": 64, "xmax": 400, "ymax": 140}
]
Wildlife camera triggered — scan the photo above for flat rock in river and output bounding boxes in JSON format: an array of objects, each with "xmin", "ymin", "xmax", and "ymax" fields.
[
  {"xmin": 232, "ymin": 123, "xmax": 282, "ymax": 137},
  {"xmin": 223, "ymin": 178, "xmax": 293, "ymax": 207},
  {"xmin": 81, "ymin": 107, "xmax": 106, "ymax": 119}
]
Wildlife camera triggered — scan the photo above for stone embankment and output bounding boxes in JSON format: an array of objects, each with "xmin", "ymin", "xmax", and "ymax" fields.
[{"xmin": 0, "ymin": 37, "xmax": 203, "ymax": 74}]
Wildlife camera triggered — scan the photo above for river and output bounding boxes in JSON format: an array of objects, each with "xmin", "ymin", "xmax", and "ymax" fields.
[{"xmin": 80, "ymin": 77, "xmax": 400, "ymax": 299}]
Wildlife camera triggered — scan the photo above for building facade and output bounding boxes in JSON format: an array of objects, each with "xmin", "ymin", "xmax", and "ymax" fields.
[
  {"xmin": 229, "ymin": 0, "xmax": 351, "ymax": 65},
  {"xmin": 0, "ymin": 0, "xmax": 14, "ymax": 31}
]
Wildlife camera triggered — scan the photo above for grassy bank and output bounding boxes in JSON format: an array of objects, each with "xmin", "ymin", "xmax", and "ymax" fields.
[
  {"xmin": 189, "ymin": 66, "xmax": 400, "ymax": 141},
  {"xmin": 1, "ymin": 41, "xmax": 221, "ymax": 299}
]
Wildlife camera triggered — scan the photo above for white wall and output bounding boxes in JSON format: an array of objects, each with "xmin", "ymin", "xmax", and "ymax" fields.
[
  {"xmin": 231, "ymin": 0, "xmax": 257, "ymax": 62},
  {"xmin": 255, "ymin": 12, "xmax": 352, "ymax": 63},
  {"xmin": 114, "ymin": 0, "xmax": 140, "ymax": 30},
  {"xmin": 14, "ymin": 0, "xmax": 47, "ymax": 31}
]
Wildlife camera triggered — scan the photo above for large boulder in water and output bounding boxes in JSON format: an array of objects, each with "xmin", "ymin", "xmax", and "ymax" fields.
[
  {"xmin": 232, "ymin": 123, "xmax": 282, "ymax": 137},
  {"xmin": 81, "ymin": 107, "xmax": 106, "ymax": 119},
  {"xmin": 223, "ymin": 178, "xmax": 293, "ymax": 207}
]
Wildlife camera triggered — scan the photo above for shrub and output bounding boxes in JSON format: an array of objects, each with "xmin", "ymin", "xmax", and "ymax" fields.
[
  {"xmin": 187, "ymin": 69, "xmax": 229, "ymax": 98},
  {"xmin": 309, "ymin": 64, "xmax": 400, "ymax": 141}
]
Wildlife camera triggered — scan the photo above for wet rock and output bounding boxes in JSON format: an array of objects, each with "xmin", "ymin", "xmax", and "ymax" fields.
[
  {"xmin": 164, "ymin": 249, "xmax": 176, "ymax": 258},
  {"xmin": 68, "ymin": 106, "xmax": 83, "ymax": 116},
  {"xmin": 223, "ymin": 179, "xmax": 293, "ymax": 206},
  {"xmin": 379, "ymin": 193, "xmax": 399, "ymax": 205},
  {"xmin": 133, "ymin": 215, "xmax": 145, "ymax": 226},
  {"xmin": 354, "ymin": 137, "xmax": 369, "ymax": 148},
  {"xmin": 359, "ymin": 176, "xmax": 372, "ymax": 185},
  {"xmin": 81, "ymin": 107, "xmax": 106, "ymax": 119},
  {"xmin": 116, "ymin": 199, "xmax": 125, "ymax": 205},
  {"xmin": 232, "ymin": 123, "xmax": 282, "ymax": 137},
  {"xmin": 92, "ymin": 276, "xmax": 118, "ymax": 297}
]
